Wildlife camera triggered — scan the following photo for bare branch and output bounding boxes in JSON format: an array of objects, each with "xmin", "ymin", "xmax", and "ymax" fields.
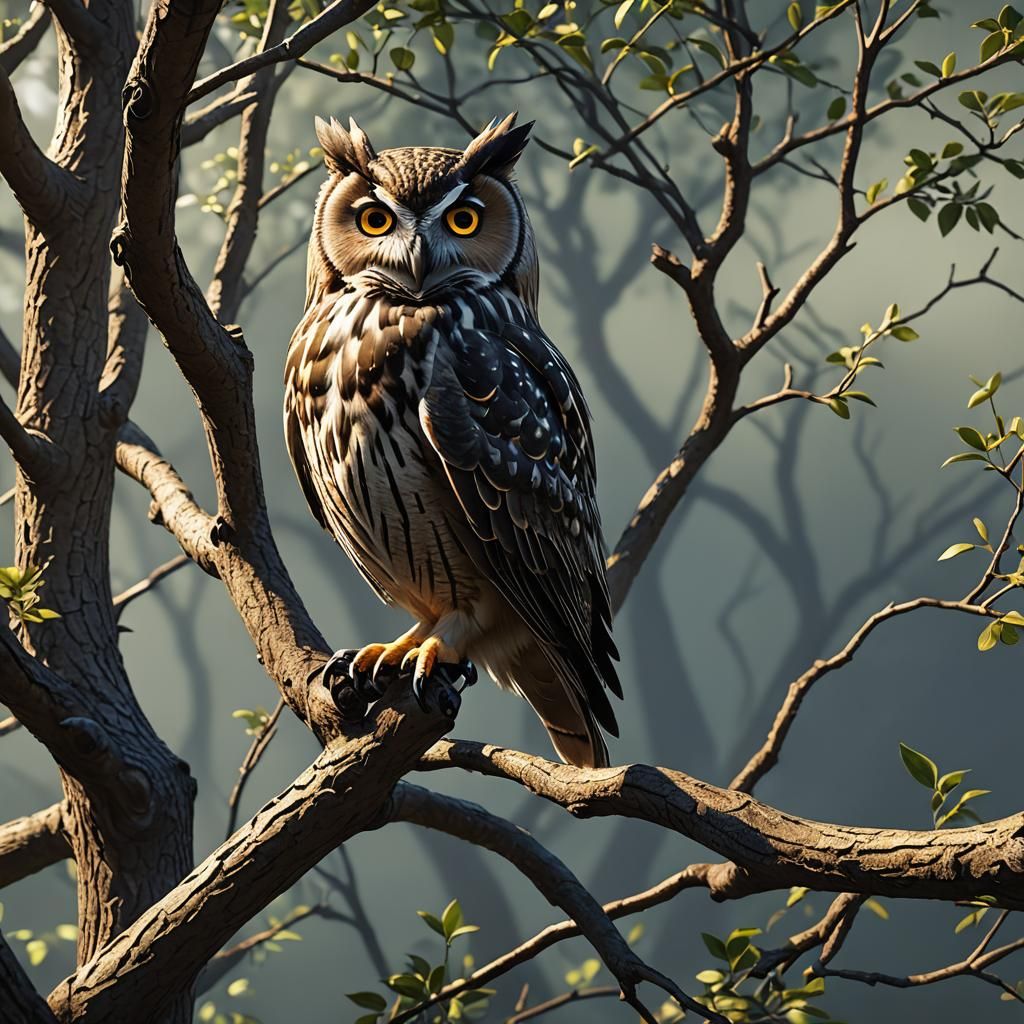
[
  {"xmin": 0, "ymin": 803, "xmax": 70, "ymax": 888},
  {"xmin": 0, "ymin": 5, "xmax": 51, "ymax": 75},
  {"xmin": 393, "ymin": 862, "xmax": 720, "ymax": 1013},
  {"xmin": 420, "ymin": 740, "xmax": 1024, "ymax": 908},
  {"xmin": 206, "ymin": 0, "xmax": 294, "ymax": 323},
  {"xmin": 112, "ymin": 555, "xmax": 192, "ymax": 619},
  {"xmin": 753, "ymin": 893, "xmax": 864, "ymax": 977},
  {"xmin": 0, "ymin": 928, "xmax": 58, "ymax": 1024},
  {"xmin": 225, "ymin": 698, "xmax": 284, "ymax": 839},
  {"xmin": 0, "ymin": 715, "xmax": 19, "ymax": 737},
  {"xmin": 730, "ymin": 596, "xmax": 1007, "ymax": 793},
  {"xmin": 507, "ymin": 986, "xmax": 623, "ymax": 1023},
  {"xmin": 197, "ymin": 903, "xmax": 319, "ymax": 993},
  {"xmin": 182, "ymin": 86, "xmax": 259, "ymax": 148},
  {"xmin": 389, "ymin": 784, "xmax": 722, "ymax": 1024},
  {"xmin": 0, "ymin": 393, "xmax": 51, "ymax": 471},
  {"xmin": 187, "ymin": 0, "xmax": 377, "ymax": 104}
]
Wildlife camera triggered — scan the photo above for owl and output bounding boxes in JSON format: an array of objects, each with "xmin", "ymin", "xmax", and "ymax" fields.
[{"xmin": 283, "ymin": 113, "xmax": 621, "ymax": 767}]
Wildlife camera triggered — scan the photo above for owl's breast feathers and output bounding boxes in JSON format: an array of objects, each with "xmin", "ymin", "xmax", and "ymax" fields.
[{"xmin": 284, "ymin": 281, "xmax": 620, "ymax": 735}]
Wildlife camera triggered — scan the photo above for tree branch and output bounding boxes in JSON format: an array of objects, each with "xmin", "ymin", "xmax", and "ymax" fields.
[
  {"xmin": 187, "ymin": 0, "xmax": 376, "ymax": 104},
  {"xmin": 0, "ymin": 5, "xmax": 51, "ymax": 75},
  {"xmin": 0, "ymin": 60, "xmax": 73, "ymax": 224},
  {"xmin": 420, "ymin": 740, "xmax": 1024, "ymax": 908},
  {"xmin": 112, "ymin": 555, "xmax": 192, "ymax": 619},
  {"xmin": 48, "ymin": 691, "xmax": 454, "ymax": 1023},
  {"xmin": 0, "ymin": 803, "xmax": 70, "ymax": 888},
  {"xmin": 388, "ymin": 784, "xmax": 722, "ymax": 1024},
  {"xmin": 0, "ymin": 928, "xmax": 58, "ymax": 1024}
]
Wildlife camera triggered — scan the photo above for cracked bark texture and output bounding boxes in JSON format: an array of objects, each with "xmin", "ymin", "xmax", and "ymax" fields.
[{"xmin": 7, "ymin": 0, "xmax": 196, "ymax": 1018}]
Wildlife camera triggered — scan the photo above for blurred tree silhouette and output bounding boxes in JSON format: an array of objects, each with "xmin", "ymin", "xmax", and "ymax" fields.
[{"xmin": 0, "ymin": 1, "xmax": 1023, "ymax": 1022}]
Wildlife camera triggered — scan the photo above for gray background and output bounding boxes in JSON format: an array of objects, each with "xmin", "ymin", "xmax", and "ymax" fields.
[{"xmin": 1, "ymin": 2, "xmax": 1022, "ymax": 1020}]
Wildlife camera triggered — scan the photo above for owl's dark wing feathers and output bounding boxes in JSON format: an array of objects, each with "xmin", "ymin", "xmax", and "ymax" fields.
[{"xmin": 421, "ymin": 322, "xmax": 620, "ymax": 732}]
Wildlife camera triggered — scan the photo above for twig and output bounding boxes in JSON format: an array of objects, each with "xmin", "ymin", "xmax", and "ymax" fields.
[
  {"xmin": 0, "ymin": 715, "xmax": 19, "ymax": 737},
  {"xmin": 730, "ymin": 596, "xmax": 1007, "ymax": 793},
  {"xmin": 225, "ymin": 698, "xmax": 284, "ymax": 839},
  {"xmin": 506, "ymin": 986, "xmax": 622, "ymax": 1023},
  {"xmin": 112, "ymin": 554, "xmax": 191, "ymax": 619},
  {"xmin": 188, "ymin": 0, "xmax": 377, "ymax": 104},
  {"xmin": 389, "ymin": 784, "xmax": 723, "ymax": 1024}
]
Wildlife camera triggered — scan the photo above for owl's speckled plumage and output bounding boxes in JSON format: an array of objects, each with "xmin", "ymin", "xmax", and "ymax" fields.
[{"xmin": 283, "ymin": 114, "xmax": 621, "ymax": 767}]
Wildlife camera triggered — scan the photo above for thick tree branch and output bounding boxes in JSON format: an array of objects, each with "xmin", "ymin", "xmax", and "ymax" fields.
[
  {"xmin": 420, "ymin": 740, "xmax": 1024, "ymax": 908},
  {"xmin": 389, "ymin": 784, "xmax": 721, "ymax": 1024},
  {"xmin": 0, "ymin": 803, "xmax": 70, "ymax": 888},
  {"xmin": 48, "ymin": 692, "xmax": 454, "ymax": 1023},
  {"xmin": 0, "ymin": 928, "xmax": 59, "ymax": 1024},
  {"xmin": 0, "ymin": 63, "xmax": 74, "ymax": 224}
]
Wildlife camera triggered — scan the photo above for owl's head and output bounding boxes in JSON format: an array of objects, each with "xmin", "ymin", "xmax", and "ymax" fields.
[{"xmin": 308, "ymin": 113, "xmax": 537, "ymax": 308}]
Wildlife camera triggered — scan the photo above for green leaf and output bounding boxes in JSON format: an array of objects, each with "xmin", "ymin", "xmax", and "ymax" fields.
[
  {"xmin": 627, "ymin": 923, "xmax": 644, "ymax": 944},
  {"xmin": 941, "ymin": 141, "xmax": 964, "ymax": 159},
  {"xmin": 938, "ymin": 203, "xmax": 962, "ymax": 236},
  {"xmin": 843, "ymin": 391, "xmax": 876, "ymax": 406},
  {"xmin": 696, "ymin": 969, "xmax": 725, "ymax": 984},
  {"xmin": 448, "ymin": 925, "xmax": 480, "ymax": 940},
  {"xmin": 387, "ymin": 973, "xmax": 427, "ymax": 999},
  {"xmin": 828, "ymin": 397, "xmax": 850, "ymax": 419},
  {"xmin": 938, "ymin": 543, "xmax": 975, "ymax": 560},
  {"xmin": 941, "ymin": 51, "xmax": 956, "ymax": 77},
  {"xmin": 899, "ymin": 742, "xmax": 938, "ymax": 788},
  {"xmin": 890, "ymin": 325, "xmax": 919, "ymax": 341},
  {"xmin": 978, "ymin": 621, "xmax": 1000, "ymax": 652},
  {"xmin": 980, "ymin": 30, "xmax": 1005, "ymax": 61},
  {"xmin": 959, "ymin": 89, "xmax": 987, "ymax": 112},
  {"xmin": 915, "ymin": 60, "xmax": 942, "ymax": 77},
  {"xmin": 864, "ymin": 897, "xmax": 889, "ymax": 920},
  {"xmin": 442, "ymin": 899, "xmax": 463, "ymax": 941},
  {"xmin": 907, "ymin": 197, "xmax": 931, "ymax": 221},
  {"xmin": 786, "ymin": 886, "xmax": 809, "ymax": 907},
  {"xmin": 955, "ymin": 425, "xmax": 988, "ymax": 450},
  {"xmin": 691, "ymin": 37, "xmax": 727, "ymax": 68},
  {"xmin": 826, "ymin": 95, "xmax": 846, "ymax": 120},
  {"xmin": 976, "ymin": 202, "xmax": 999, "ymax": 233},
  {"xmin": 26, "ymin": 939, "xmax": 48, "ymax": 966},
  {"xmin": 1002, "ymin": 610, "xmax": 1024, "ymax": 626},
  {"xmin": 937, "ymin": 770, "xmax": 969, "ymax": 796},
  {"xmin": 973, "ymin": 518, "xmax": 990, "ymax": 544},
  {"xmin": 787, "ymin": 2, "xmax": 803, "ymax": 31},
  {"xmin": 55, "ymin": 924, "xmax": 77, "ymax": 942},
  {"xmin": 537, "ymin": 2, "xmax": 559, "ymax": 18},
  {"xmin": 417, "ymin": 910, "xmax": 445, "ymax": 937},
  {"xmin": 226, "ymin": 979, "xmax": 250, "ymax": 997},
  {"xmin": 389, "ymin": 46, "xmax": 415, "ymax": 70},
  {"xmin": 865, "ymin": 178, "xmax": 887, "ymax": 204},
  {"xmin": 701, "ymin": 932, "xmax": 728, "ymax": 960},
  {"xmin": 613, "ymin": 0, "xmax": 635, "ymax": 30}
]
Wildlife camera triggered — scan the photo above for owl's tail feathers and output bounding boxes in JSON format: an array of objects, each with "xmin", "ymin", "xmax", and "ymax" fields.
[{"xmin": 507, "ymin": 644, "xmax": 612, "ymax": 769}]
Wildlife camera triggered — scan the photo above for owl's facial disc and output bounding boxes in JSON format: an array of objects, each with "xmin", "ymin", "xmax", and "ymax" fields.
[{"xmin": 320, "ymin": 170, "xmax": 524, "ymax": 301}]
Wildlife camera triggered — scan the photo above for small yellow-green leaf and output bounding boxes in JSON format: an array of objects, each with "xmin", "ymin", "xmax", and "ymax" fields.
[
  {"xmin": 226, "ymin": 978, "xmax": 250, "ymax": 997},
  {"xmin": 827, "ymin": 95, "xmax": 846, "ymax": 120},
  {"xmin": 865, "ymin": 178, "xmax": 888, "ymax": 204},
  {"xmin": 864, "ymin": 897, "xmax": 889, "ymax": 920},
  {"xmin": 941, "ymin": 51, "xmax": 957, "ymax": 77},
  {"xmin": 1000, "ymin": 610, "xmax": 1024, "ymax": 626},
  {"xmin": 696, "ymin": 969, "xmax": 725, "ymax": 984},
  {"xmin": 787, "ymin": 2, "xmax": 803, "ymax": 31},
  {"xmin": 390, "ymin": 46, "xmax": 415, "ymax": 71},
  {"xmin": 978, "ymin": 622, "xmax": 1000, "ymax": 652},
  {"xmin": 26, "ymin": 939, "xmax": 48, "ymax": 966},
  {"xmin": 938, "ymin": 542, "xmax": 975, "ymax": 560},
  {"xmin": 973, "ymin": 518, "xmax": 989, "ymax": 544},
  {"xmin": 613, "ymin": 0, "xmax": 635, "ymax": 30},
  {"xmin": 55, "ymin": 924, "xmax": 77, "ymax": 942}
]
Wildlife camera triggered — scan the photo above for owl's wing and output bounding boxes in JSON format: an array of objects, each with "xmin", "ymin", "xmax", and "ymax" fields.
[{"xmin": 420, "ymin": 322, "xmax": 620, "ymax": 729}]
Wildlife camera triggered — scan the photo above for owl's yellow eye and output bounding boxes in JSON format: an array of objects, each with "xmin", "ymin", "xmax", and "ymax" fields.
[
  {"xmin": 444, "ymin": 205, "xmax": 481, "ymax": 237},
  {"xmin": 357, "ymin": 205, "xmax": 396, "ymax": 237}
]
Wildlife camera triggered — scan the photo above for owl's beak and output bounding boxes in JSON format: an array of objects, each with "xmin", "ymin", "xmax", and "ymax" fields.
[{"xmin": 405, "ymin": 234, "xmax": 427, "ymax": 292}]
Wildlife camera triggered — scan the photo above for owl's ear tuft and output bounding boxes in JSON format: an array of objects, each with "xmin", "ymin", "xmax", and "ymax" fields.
[
  {"xmin": 315, "ymin": 116, "xmax": 377, "ymax": 177},
  {"xmin": 460, "ymin": 113, "xmax": 533, "ymax": 178}
]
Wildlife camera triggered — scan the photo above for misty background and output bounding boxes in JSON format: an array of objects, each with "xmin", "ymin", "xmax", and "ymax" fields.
[{"xmin": 1, "ymin": 1, "xmax": 1022, "ymax": 1020}]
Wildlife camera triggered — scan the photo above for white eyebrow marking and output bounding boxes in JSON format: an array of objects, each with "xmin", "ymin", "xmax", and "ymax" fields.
[
  {"xmin": 421, "ymin": 182, "xmax": 479, "ymax": 225},
  {"xmin": 351, "ymin": 195, "xmax": 379, "ymax": 209}
]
